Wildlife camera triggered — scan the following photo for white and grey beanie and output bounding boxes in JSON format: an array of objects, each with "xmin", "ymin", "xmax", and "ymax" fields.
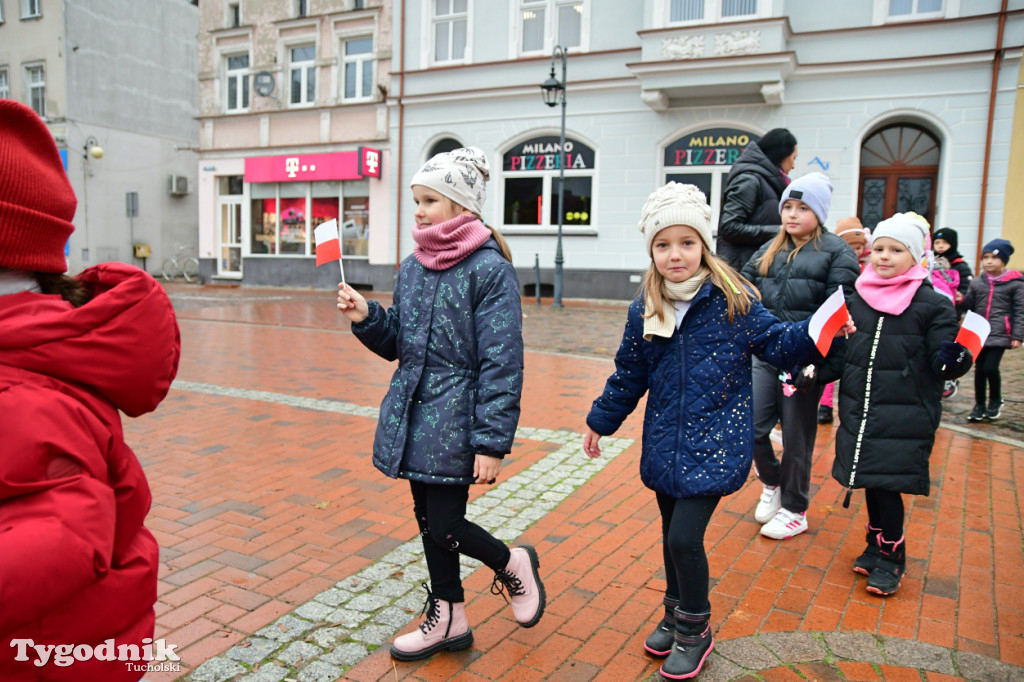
[
  {"xmin": 638, "ymin": 182, "xmax": 713, "ymax": 254},
  {"xmin": 410, "ymin": 146, "xmax": 489, "ymax": 215}
]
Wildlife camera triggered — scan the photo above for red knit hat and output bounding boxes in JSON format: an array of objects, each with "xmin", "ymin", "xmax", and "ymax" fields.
[{"xmin": 0, "ymin": 100, "xmax": 77, "ymax": 273}]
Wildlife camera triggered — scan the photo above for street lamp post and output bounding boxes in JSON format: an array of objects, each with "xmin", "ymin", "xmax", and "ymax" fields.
[
  {"xmin": 80, "ymin": 136, "xmax": 104, "ymax": 263},
  {"xmin": 540, "ymin": 45, "xmax": 567, "ymax": 308}
]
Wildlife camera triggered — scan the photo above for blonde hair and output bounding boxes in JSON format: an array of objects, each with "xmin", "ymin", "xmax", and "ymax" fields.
[
  {"xmin": 756, "ymin": 225, "xmax": 824, "ymax": 276},
  {"xmin": 443, "ymin": 197, "xmax": 513, "ymax": 263},
  {"xmin": 642, "ymin": 242, "xmax": 759, "ymax": 324}
]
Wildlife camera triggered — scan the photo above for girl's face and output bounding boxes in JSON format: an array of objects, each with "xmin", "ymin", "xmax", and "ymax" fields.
[
  {"xmin": 781, "ymin": 199, "xmax": 819, "ymax": 243},
  {"xmin": 780, "ymin": 146, "xmax": 798, "ymax": 174},
  {"xmin": 412, "ymin": 185, "xmax": 467, "ymax": 228},
  {"xmin": 652, "ymin": 225, "xmax": 703, "ymax": 284},
  {"xmin": 982, "ymin": 253, "xmax": 1007, "ymax": 276},
  {"xmin": 933, "ymin": 237, "xmax": 950, "ymax": 254},
  {"xmin": 870, "ymin": 237, "xmax": 916, "ymax": 279}
]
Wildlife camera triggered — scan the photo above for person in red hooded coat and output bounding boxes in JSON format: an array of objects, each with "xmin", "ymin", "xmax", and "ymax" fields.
[{"xmin": 0, "ymin": 100, "xmax": 180, "ymax": 681}]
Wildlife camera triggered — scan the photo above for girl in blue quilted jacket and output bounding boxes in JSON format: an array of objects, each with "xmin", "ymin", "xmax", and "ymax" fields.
[
  {"xmin": 336, "ymin": 147, "xmax": 544, "ymax": 661},
  {"xmin": 584, "ymin": 183, "xmax": 851, "ymax": 680}
]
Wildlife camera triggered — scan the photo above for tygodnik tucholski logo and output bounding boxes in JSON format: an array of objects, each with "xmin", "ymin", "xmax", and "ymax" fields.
[{"xmin": 10, "ymin": 637, "xmax": 181, "ymax": 673}]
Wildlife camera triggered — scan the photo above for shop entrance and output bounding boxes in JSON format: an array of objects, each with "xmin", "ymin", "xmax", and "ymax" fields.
[
  {"xmin": 217, "ymin": 175, "xmax": 244, "ymax": 277},
  {"xmin": 858, "ymin": 123, "xmax": 940, "ymax": 230}
]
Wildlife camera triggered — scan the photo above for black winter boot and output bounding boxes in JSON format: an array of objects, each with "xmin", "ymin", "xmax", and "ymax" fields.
[
  {"xmin": 643, "ymin": 596, "xmax": 678, "ymax": 657},
  {"xmin": 866, "ymin": 535, "xmax": 906, "ymax": 596},
  {"xmin": 853, "ymin": 523, "xmax": 882, "ymax": 575},
  {"xmin": 659, "ymin": 609, "xmax": 713, "ymax": 680}
]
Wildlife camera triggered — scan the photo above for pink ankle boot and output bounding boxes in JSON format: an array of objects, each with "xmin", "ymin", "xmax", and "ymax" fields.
[
  {"xmin": 389, "ymin": 585, "xmax": 473, "ymax": 661},
  {"xmin": 491, "ymin": 545, "xmax": 546, "ymax": 628}
]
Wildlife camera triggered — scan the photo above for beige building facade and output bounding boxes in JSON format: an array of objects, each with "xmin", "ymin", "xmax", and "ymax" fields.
[{"xmin": 195, "ymin": 0, "xmax": 394, "ymax": 288}]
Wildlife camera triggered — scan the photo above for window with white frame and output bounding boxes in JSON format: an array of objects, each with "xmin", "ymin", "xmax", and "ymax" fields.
[
  {"xmin": 519, "ymin": 0, "xmax": 584, "ymax": 55},
  {"xmin": 227, "ymin": 2, "xmax": 240, "ymax": 28},
  {"xmin": 21, "ymin": 0, "xmax": 40, "ymax": 19},
  {"xmin": 667, "ymin": 0, "xmax": 763, "ymax": 24},
  {"xmin": 289, "ymin": 44, "xmax": 316, "ymax": 106},
  {"xmin": 225, "ymin": 53, "xmax": 250, "ymax": 113},
  {"xmin": 342, "ymin": 37, "xmax": 373, "ymax": 102},
  {"xmin": 502, "ymin": 135, "xmax": 595, "ymax": 231},
  {"xmin": 0, "ymin": 68, "xmax": 9, "ymax": 99},
  {"xmin": 25, "ymin": 63, "xmax": 44, "ymax": 116},
  {"xmin": 433, "ymin": 0, "xmax": 468, "ymax": 63},
  {"xmin": 888, "ymin": 0, "xmax": 943, "ymax": 17}
]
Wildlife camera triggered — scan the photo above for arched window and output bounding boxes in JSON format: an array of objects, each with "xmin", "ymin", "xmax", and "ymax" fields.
[
  {"xmin": 428, "ymin": 137, "xmax": 464, "ymax": 158},
  {"xmin": 858, "ymin": 123, "xmax": 940, "ymax": 230}
]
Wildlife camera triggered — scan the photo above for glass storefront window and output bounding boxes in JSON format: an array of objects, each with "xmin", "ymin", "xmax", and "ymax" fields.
[
  {"xmin": 502, "ymin": 136, "xmax": 595, "ymax": 230},
  {"xmin": 251, "ymin": 183, "xmax": 278, "ymax": 254},
  {"xmin": 312, "ymin": 181, "xmax": 341, "ymax": 260},
  {"xmin": 279, "ymin": 183, "xmax": 307, "ymax": 254},
  {"xmin": 550, "ymin": 176, "xmax": 591, "ymax": 226},
  {"xmin": 504, "ymin": 177, "xmax": 543, "ymax": 225},
  {"xmin": 343, "ymin": 180, "xmax": 370, "ymax": 256}
]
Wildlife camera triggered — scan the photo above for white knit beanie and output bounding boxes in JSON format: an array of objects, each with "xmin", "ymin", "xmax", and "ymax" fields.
[
  {"xmin": 638, "ymin": 182, "xmax": 712, "ymax": 254},
  {"xmin": 873, "ymin": 212, "xmax": 929, "ymax": 264},
  {"xmin": 410, "ymin": 146, "xmax": 489, "ymax": 215}
]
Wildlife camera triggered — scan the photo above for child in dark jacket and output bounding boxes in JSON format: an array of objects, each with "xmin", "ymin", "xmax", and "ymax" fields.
[
  {"xmin": 741, "ymin": 172, "xmax": 861, "ymax": 540},
  {"xmin": 962, "ymin": 238, "xmax": 1024, "ymax": 421},
  {"xmin": 932, "ymin": 227, "xmax": 974, "ymax": 308},
  {"xmin": 826, "ymin": 213, "xmax": 972, "ymax": 597},
  {"xmin": 584, "ymin": 183, "xmax": 850, "ymax": 680},
  {"xmin": 336, "ymin": 148, "xmax": 544, "ymax": 661}
]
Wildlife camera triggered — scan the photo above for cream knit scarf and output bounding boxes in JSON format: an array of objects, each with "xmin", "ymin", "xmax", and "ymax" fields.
[{"xmin": 643, "ymin": 266, "xmax": 710, "ymax": 340}]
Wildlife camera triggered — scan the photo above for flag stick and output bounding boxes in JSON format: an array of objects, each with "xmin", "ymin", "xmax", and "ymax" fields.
[{"xmin": 338, "ymin": 254, "xmax": 346, "ymax": 285}]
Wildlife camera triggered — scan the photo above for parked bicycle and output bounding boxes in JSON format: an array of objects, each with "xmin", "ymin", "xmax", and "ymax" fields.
[{"xmin": 161, "ymin": 245, "xmax": 200, "ymax": 283}]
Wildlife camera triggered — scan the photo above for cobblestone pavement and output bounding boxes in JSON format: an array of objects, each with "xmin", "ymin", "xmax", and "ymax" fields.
[{"xmin": 133, "ymin": 283, "xmax": 1024, "ymax": 681}]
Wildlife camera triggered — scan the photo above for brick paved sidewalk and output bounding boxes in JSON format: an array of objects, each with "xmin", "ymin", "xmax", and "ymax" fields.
[{"xmin": 131, "ymin": 284, "xmax": 1023, "ymax": 681}]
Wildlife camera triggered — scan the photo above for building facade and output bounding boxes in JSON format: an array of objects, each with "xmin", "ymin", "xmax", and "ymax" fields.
[
  {"xmin": 0, "ymin": 0, "xmax": 200, "ymax": 275},
  {"xmin": 390, "ymin": 0, "xmax": 1023, "ymax": 300},
  {"xmin": 195, "ymin": 0, "xmax": 394, "ymax": 288}
]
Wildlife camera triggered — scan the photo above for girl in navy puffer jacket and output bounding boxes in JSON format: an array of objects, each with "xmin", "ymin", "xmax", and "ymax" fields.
[
  {"xmin": 337, "ymin": 148, "xmax": 544, "ymax": 662},
  {"xmin": 584, "ymin": 183, "xmax": 849, "ymax": 681}
]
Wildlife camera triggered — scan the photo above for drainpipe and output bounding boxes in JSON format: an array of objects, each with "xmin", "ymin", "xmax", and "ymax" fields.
[
  {"xmin": 976, "ymin": 0, "xmax": 1009, "ymax": 273},
  {"xmin": 395, "ymin": 0, "xmax": 406, "ymax": 269}
]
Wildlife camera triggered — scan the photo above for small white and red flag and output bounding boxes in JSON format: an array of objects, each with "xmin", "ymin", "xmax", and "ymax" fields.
[
  {"xmin": 955, "ymin": 310, "xmax": 990, "ymax": 359},
  {"xmin": 314, "ymin": 219, "xmax": 345, "ymax": 283},
  {"xmin": 808, "ymin": 287, "xmax": 849, "ymax": 357}
]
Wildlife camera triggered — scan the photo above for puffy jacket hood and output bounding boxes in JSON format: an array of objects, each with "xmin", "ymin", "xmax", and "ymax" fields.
[{"xmin": 0, "ymin": 262, "xmax": 180, "ymax": 417}]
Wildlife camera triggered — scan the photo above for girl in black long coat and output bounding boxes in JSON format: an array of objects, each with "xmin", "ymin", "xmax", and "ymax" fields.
[{"xmin": 826, "ymin": 213, "xmax": 972, "ymax": 596}]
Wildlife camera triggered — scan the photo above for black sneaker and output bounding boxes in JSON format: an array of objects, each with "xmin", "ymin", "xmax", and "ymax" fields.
[
  {"xmin": 817, "ymin": 405, "xmax": 834, "ymax": 424},
  {"xmin": 967, "ymin": 405, "xmax": 986, "ymax": 422},
  {"xmin": 985, "ymin": 401, "xmax": 1003, "ymax": 420}
]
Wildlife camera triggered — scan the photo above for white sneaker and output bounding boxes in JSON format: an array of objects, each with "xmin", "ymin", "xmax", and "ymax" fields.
[
  {"xmin": 754, "ymin": 485, "xmax": 781, "ymax": 524},
  {"xmin": 760, "ymin": 508, "xmax": 807, "ymax": 540}
]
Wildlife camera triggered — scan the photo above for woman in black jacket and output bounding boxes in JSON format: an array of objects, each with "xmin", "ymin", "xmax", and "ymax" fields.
[
  {"xmin": 741, "ymin": 172, "xmax": 860, "ymax": 542},
  {"xmin": 827, "ymin": 213, "xmax": 972, "ymax": 596},
  {"xmin": 716, "ymin": 128, "xmax": 798, "ymax": 271}
]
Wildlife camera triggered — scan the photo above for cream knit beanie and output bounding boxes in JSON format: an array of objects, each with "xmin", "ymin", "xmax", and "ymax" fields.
[
  {"xmin": 410, "ymin": 146, "xmax": 489, "ymax": 215},
  {"xmin": 638, "ymin": 182, "xmax": 712, "ymax": 254}
]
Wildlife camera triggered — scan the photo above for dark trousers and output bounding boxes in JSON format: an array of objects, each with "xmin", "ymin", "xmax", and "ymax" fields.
[
  {"xmin": 864, "ymin": 488, "xmax": 904, "ymax": 542},
  {"xmin": 751, "ymin": 357, "xmax": 824, "ymax": 514},
  {"xmin": 974, "ymin": 346, "xmax": 1006, "ymax": 406},
  {"xmin": 656, "ymin": 494, "xmax": 720, "ymax": 614},
  {"xmin": 409, "ymin": 480, "xmax": 510, "ymax": 603}
]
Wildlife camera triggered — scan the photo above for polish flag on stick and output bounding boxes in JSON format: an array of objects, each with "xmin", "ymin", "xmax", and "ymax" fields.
[
  {"xmin": 314, "ymin": 219, "xmax": 345, "ymax": 284},
  {"xmin": 955, "ymin": 310, "xmax": 990, "ymax": 359},
  {"xmin": 808, "ymin": 287, "xmax": 849, "ymax": 357}
]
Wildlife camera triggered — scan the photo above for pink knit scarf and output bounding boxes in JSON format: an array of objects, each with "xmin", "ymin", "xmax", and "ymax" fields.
[
  {"xmin": 412, "ymin": 214, "xmax": 492, "ymax": 270},
  {"xmin": 855, "ymin": 263, "xmax": 928, "ymax": 315}
]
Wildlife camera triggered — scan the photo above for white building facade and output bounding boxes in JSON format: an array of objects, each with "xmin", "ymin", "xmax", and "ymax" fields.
[{"xmin": 384, "ymin": 0, "xmax": 1023, "ymax": 300}]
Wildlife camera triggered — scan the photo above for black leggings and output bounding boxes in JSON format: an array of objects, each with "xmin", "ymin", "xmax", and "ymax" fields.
[
  {"xmin": 656, "ymin": 494, "xmax": 720, "ymax": 614},
  {"xmin": 864, "ymin": 489, "xmax": 904, "ymax": 542},
  {"xmin": 409, "ymin": 480, "xmax": 511, "ymax": 603},
  {"xmin": 974, "ymin": 347, "xmax": 1006, "ymax": 406}
]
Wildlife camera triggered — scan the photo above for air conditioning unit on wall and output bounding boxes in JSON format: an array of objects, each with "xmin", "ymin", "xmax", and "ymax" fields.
[{"xmin": 168, "ymin": 174, "xmax": 189, "ymax": 196}]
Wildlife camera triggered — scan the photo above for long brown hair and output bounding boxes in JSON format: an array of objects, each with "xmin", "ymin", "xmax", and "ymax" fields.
[
  {"xmin": 756, "ymin": 226, "xmax": 824, "ymax": 276},
  {"xmin": 642, "ymin": 242, "xmax": 760, "ymax": 324},
  {"xmin": 34, "ymin": 273, "xmax": 93, "ymax": 308}
]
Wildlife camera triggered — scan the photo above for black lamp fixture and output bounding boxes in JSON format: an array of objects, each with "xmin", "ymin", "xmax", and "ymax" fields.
[{"xmin": 539, "ymin": 45, "xmax": 567, "ymax": 308}]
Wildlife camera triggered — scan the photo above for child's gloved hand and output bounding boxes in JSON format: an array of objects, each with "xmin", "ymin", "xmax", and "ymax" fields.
[
  {"xmin": 791, "ymin": 365, "xmax": 817, "ymax": 391},
  {"xmin": 938, "ymin": 340, "xmax": 969, "ymax": 369}
]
